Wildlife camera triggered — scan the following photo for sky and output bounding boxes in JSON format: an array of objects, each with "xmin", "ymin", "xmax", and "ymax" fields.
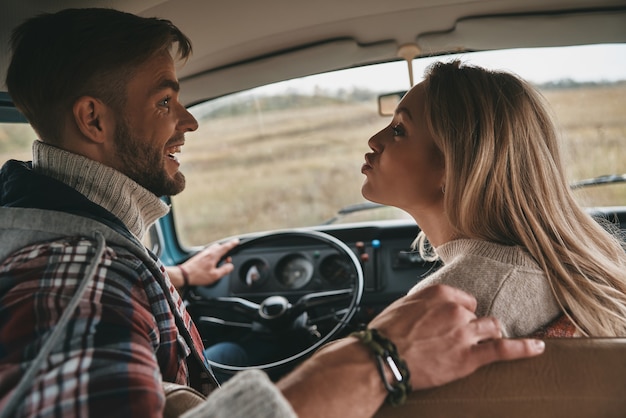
[{"xmin": 425, "ymin": 44, "xmax": 626, "ymax": 84}]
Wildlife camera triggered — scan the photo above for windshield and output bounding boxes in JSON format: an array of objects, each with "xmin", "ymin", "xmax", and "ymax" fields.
[
  {"xmin": 1, "ymin": 44, "xmax": 624, "ymax": 247},
  {"xmin": 173, "ymin": 44, "xmax": 626, "ymax": 246}
]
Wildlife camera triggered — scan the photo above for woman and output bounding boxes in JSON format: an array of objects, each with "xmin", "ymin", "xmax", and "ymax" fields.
[{"xmin": 361, "ymin": 60, "xmax": 626, "ymax": 337}]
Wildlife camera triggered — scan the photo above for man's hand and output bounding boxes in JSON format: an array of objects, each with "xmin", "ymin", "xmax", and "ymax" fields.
[
  {"xmin": 167, "ymin": 239, "xmax": 239, "ymax": 288},
  {"xmin": 279, "ymin": 284, "xmax": 544, "ymax": 418},
  {"xmin": 369, "ymin": 284, "xmax": 545, "ymax": 390}
]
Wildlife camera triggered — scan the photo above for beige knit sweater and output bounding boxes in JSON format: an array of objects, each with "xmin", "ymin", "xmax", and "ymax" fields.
[{"xmin": 409, "ymin": 239, "xmax": 562, "ymax": 337}]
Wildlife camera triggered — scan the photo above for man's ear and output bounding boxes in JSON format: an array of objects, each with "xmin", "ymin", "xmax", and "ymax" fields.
[{"xmin": 72, "ymin": 96, "xmax": 114, "ymax": 144}]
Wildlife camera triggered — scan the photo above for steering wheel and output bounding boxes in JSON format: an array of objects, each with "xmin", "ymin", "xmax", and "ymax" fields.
[{"xmin": 185, "ymin": 229, "xmax": 364, "ymax": 379}]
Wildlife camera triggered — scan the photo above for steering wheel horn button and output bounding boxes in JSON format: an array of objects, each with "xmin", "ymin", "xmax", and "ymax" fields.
[{"xmin": 259, "ymin": 296, "xmax": 291, "ymax": 319}]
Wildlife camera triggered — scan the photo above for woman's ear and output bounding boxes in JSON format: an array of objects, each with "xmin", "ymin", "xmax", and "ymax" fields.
[{"xmin": 72, "ymin": 96, "xmax": 114, "ymax": 144}]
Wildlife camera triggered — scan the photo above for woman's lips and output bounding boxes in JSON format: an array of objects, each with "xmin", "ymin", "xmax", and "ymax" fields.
[{"xmin": 362, "ymin": 154, "xmax": 374, "ymax": 173}]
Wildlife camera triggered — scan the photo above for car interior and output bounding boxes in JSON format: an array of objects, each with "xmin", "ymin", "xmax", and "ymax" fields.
[{"xmin": 1, "ymin": 0, "xmax": 625, "ymax": 417}]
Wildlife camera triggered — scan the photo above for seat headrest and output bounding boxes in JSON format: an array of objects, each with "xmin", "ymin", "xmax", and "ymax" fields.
[{"xmin": 375, "ymin": 338, "xmax": 626, "ymax": 418}]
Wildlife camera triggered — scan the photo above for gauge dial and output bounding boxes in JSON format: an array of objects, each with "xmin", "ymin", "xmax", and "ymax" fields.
[
  {"xmin": 319, "ymin": 254, "xmax": 356, "ymax": 285},
  {"xmin": 276, "ymin": 254, "xmax": 314, "ymax": 289},
  {"xmin": 239, "ymin": 258, "xmax": 270, "ymax": 288}
]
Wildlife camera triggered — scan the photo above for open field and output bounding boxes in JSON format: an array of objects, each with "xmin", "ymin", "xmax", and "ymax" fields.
[
  {"xmin": 1, "ymin": 85, "xmax": 625, "ymax": 246},
  {"xmin": 544, "ymin": 85, "xmax": 626, "ymax": 208}
]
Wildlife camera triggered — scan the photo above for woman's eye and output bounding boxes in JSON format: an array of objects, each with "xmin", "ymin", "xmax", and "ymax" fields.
[{"xmin": 392, "ymin": 124, "xmax": 404, "ymax": 136}]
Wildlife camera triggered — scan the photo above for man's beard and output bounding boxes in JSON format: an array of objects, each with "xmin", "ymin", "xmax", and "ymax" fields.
[{"xmin": 113, "ymin": 117, "xmax": 186, "ymax": 197}]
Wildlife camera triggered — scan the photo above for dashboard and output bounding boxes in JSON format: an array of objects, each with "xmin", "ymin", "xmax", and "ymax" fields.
[
  {"xmin": 190, "ymin": 220, "xmax": 441, "ymax": 324},
  {"xmin": 185, "ymin": 219, "xmax": 442, "ymax": 379}
]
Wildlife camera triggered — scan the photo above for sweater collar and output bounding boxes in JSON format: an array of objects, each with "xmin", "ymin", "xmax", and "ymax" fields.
[
  {"xmin": 436, "ymin": 238, "xmax": 536, "ymax": 267},
  {"xmin": 32, "ymin": 140, "xmax": 169, "ymax": 240}
]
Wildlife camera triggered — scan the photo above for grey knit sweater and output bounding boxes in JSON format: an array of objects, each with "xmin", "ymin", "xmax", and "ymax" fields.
[{"xmin": 410, "ymin": 239, "xmax": 562, "ymax": 337}]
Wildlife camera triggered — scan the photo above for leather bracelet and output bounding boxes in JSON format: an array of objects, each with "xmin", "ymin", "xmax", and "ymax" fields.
[
  {"xmin": 350, "ymin": 328, "xmax": 412, "ymax": 406},
  {"xmin": 179, "ymin": 265, "xmax": 191, "ymax": 287}
]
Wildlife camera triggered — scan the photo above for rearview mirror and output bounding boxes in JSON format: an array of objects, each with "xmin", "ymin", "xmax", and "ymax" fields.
[{"xmin": 377, "ymin": 91, "xmax": 406, "ymax": 116}]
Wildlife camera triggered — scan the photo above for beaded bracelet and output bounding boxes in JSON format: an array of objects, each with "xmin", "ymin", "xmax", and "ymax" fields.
[{"xmin": 350, "ymin": 328, "xmax": 412, "ymax": 406}]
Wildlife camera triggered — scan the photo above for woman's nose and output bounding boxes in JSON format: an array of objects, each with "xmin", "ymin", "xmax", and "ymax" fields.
[{"xmin": 367, "ymin": 128, "xmax": 385, "ymax": 151}]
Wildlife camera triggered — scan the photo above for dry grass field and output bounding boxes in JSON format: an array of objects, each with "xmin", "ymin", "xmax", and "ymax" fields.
[
  {"xmin": 544, "ymin": 85, "xmax": 626, "ymax": 207},
  {"xmin": 1, "ymin": 84, "xmax": 625, "ymax": 246}
]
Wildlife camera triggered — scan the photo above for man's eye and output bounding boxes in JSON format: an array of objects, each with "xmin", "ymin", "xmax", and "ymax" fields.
[
  {"xmin": 392, "ymin": 124, "xmax": 404, "ymax": 136},
  {"xmin": 158, "ymin": 97, "xmax": 171, "ymax": 107}
]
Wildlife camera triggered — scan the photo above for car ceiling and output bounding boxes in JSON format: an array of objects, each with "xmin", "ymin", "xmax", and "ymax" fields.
[{"xmin": 1, "ymin": 0, "xmax": 625, "ymax": 106}]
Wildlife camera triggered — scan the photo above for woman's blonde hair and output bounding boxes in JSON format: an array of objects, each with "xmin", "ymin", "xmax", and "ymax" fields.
[{"xmin": 421, "ymin": 60, "xmax": 626, "ymax": 336}]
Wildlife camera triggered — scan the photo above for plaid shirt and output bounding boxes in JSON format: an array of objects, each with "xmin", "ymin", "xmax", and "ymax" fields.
[{"xmin": 0, "ymin": 235, "xmax": 208, "ymax": 417}]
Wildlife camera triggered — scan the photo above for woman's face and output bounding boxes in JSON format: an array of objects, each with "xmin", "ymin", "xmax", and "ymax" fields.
[{"xmin": 361, "ymin": 81, "xmax": 445, "ymax": 216}]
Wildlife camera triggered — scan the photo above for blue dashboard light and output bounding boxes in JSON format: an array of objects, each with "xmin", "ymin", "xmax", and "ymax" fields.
[{"xmin": 371, "ymin": 239, "xmax": 381, "ymax": 248}]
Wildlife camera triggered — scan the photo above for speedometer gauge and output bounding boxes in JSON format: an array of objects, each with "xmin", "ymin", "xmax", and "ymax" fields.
[{"xmin": 276, "ymin": 254, "xmax": 314, "ymax": 289}]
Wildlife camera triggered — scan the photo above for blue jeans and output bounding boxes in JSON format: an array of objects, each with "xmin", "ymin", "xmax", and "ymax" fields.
[
  {"xmin": 204, "ymin": 338, "xmax": 296, "ymax": 383},
  {"xmin": 204, "ymin": 341, "xmax": 249, "ymax": 383}
]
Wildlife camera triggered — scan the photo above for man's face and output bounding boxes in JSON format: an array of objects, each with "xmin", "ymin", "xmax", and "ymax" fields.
[{"xmin": 110, "ymin": 51, "xmax": 198, "ymax": 197}]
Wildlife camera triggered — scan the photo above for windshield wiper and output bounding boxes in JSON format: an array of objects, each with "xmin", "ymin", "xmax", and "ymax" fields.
[
  {"xmin": 570, "ymin": 174, "xmax": 626, "ymax": 189},
  {"xmin": 322, "ymin": 202, "xmax": 384, "ymax": 225}
]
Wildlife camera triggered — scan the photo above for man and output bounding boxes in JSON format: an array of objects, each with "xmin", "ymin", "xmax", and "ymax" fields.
[{"xmin": 0, "ymin": 8, "xmax": 544, "ymax": 418}]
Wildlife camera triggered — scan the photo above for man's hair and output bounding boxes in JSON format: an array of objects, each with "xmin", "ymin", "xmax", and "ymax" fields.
[
  {"xmin": 421, "ymin": 60, "xmax": 626, "ymax": 336},
  {"xmin": 5, "ymin": 8, "xmax": 192, "ymax": 142}
]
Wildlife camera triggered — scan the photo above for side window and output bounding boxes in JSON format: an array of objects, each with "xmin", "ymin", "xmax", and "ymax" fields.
[{"xmin": 0, "ymin": 122, "xmax": 36, "ymax": 164}]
